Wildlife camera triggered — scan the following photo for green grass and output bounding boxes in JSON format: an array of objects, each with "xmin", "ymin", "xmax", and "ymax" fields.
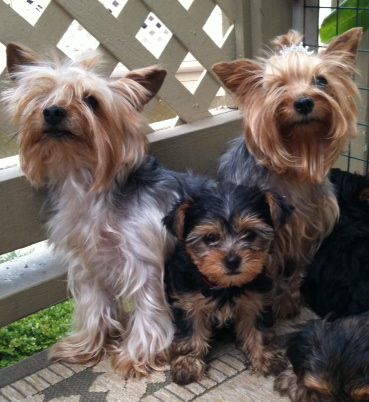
[{"xmin": 0, "ymin": 300, "xmax": 74, "ymax": 369}]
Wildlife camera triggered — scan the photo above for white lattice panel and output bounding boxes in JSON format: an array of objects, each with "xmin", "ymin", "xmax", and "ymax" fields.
[{"xmin": 0, "ymin": 0, "xmax": 237, "ymax": 142}]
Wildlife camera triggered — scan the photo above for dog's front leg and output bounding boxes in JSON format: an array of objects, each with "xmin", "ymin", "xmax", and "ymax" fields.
[
  {"xmin": 110, "ymin": 261, "xmax": 174, "ymax": 378},
  {"xmin": 50, "ymin": 266, "xmax": 122, "ymax": 364},
  {"xmin": 235, "ymin": 296, "xmax": 286, "ymax": 376},
  {"xmin": 170, "ymin": 305, "xmax": 211, "ymax": 385}
]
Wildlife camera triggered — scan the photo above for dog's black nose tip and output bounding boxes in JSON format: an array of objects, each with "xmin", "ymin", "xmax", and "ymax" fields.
[
  {"xmin": 224, "ymin": 254, "xmax": 241, "ymax": 270},
  {"xmin": 43, "ymin": 106, "xmax": 67, "ymax": 125},
  {"xmin": 294, "ymin": 97, "xmax": 314, "ymax": 115}
]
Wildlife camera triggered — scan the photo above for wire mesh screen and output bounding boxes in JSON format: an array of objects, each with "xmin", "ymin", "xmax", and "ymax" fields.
[{"xmin": 303, "ymin": 0, "xmax": 369, "ymax": 174}]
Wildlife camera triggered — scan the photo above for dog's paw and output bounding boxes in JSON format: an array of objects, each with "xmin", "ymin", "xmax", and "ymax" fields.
[
  {"xmin": 111, "ymin": 354, "xmax": 152, "ymax": 379},
  {"xmin": 110, "ymin": 347, "xmax": 169, "ymax": 379},
  {"xmin": 251, "ymin": 348, "xmax": 287, "ymax": 376},
  {"xmin": 274, "ymin": 369, "xmax": 299, "ymax": 399},
  {"xmin": 170, "ymin": 355, "xmax": 206, "ymax": 385},
  {"xmin": 274, "ymin": 369, "xmax": 293, "ymax": 393}
]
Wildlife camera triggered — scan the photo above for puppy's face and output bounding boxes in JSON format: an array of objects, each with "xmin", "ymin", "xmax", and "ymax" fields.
[
  {"xmin": 287, "ymin": 317, "xmax": 369, "ymax": 402},
  {"xmin": 185, "ymin": 210, "xmax": 274, "ymax": 287},
  {"xmin": 3, "ymin": 43, "xmax": 166, "ymax": 191},
  {"xmin": 164, "ymin": 183, "xmax": 292, "ymax": 287}
]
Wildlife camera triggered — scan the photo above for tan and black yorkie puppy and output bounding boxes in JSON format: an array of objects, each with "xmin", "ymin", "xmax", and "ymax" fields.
[
  {"xmin": 2, "ymin": 43, "xmax": 206, "ymax": 377},
  {"xmin": 213, "ymin": 28, "xmax": 363, "ymax": 319},
  {"xmin": 163, "ymin": 182, "xmax": 293, "ymax": 385},
  {"xmin": 275, "ymin": 315, "xmax": 369, "ymax": 402}
]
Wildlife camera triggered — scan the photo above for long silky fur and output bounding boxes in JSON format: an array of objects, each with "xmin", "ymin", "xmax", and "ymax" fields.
[
  {"xmin": 214, "ymin": 28, "xmax": 362, "ymax": 318},
  {"xmin": 2, "ymin": 47, "xmax": 207, "ymax": 376}
]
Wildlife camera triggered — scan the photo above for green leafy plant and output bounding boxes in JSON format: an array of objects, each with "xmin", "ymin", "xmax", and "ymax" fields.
[
  {"xmin": 0, "ymin": 300, "xmax": 73, "ymax": 368},
  {"xmin": 320, "ymin": 0, "xmax": 369, "ymax": 44}
]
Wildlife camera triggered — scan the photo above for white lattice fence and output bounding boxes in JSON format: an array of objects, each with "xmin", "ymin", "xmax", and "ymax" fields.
[{"xmin": 0, "ymin": 0, "xmax": 237, "ymax": 142}]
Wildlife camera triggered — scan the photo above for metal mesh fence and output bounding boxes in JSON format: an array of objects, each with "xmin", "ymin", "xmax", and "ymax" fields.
[{"xmin": 303, "ymin": 0, "xmax": 369, "ymax": 174}]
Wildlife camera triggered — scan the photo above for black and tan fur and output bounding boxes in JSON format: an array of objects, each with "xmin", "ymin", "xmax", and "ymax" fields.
[
  {"xmin": 275, "ymin": 315, "xmax": 369, "ymax": 402},
  {"xmin": 164, "ymin": 182, "xmax": 292, "ymax": 384}
]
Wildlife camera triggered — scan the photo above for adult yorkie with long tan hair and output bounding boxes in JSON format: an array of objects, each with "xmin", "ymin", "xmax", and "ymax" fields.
[
  {"xmin": 213, "ymin": 28, "xmax": 362, "ymax": 318},
  {"xmin": 2, "ymin": 43, "xmax": 204, "ymax": 377}
]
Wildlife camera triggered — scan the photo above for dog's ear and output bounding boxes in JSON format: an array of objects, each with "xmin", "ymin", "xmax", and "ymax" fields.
[
  {"xmin": 212, "ymin": 59, "xmax": 262, "ymax": 94},
  {"xmin": 265, "ymin": 192, "xmax": 293, "ymax": 229},
  {"xmin": 303, "ymin": 375, "xmax": 333, "ymax": 398},
  {"xmin": 163, "ymin": 199, "xmax": 192, "ymax": 241},
  {"xmin": 111, "ymin": 67, "xmax": 167, "ymax": 110},
  {"xmin": 6, "ymin": 43, "xmax": 41, "ymax": 79},
  {"xmin": 125, "ymin": 67, "xmax": 167, "ymax": 104},
  {"xmin": 351, "ymin": 387, "xmax": 369, "ymax": 400},
  {"xmin": 324, "ymin": 27, "xmax": 363, "ymax": 62}
]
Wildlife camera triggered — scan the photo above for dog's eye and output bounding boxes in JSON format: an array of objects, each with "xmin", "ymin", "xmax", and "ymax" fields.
[
  {"xmin": 203, "ymin": 234, "xmax": 220, "ymax": 245},
  {"xmin": 84, "ymin": 95, "xmax": 99, "ymax": 111},
  {"xmin": 314, "ymin": 75, "xmax": 328, "ymax": 89},
  {"xmin": 241, "ymin": 230, "xmax": 256, "ymax": 242}
]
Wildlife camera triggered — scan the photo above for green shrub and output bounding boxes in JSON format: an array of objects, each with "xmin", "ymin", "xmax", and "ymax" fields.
[{"xmin": 0, "ymin": 300, "xmax": 73, "ymax": 368}]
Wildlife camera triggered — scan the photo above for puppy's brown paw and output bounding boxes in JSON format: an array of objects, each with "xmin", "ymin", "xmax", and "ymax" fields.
[
  {"xmin": 274, "ymin": 369, "xmax": 299, "ymax": 400},
  {"xmin": 251, "ymin": 348, "xmax": 287, "ymax": 376},
  {"xmin": 171, "ymin": 355, "xmax": 206, "ymax": 385},
  {"xmin": 274, "ymin": 369, "xmax": 293, "ymax": 394}
]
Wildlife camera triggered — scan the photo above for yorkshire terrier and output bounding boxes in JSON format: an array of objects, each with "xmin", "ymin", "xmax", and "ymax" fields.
[
  {"xmin": 274, "ymin": 315, "xmax": 369, "ymax": 402},
  {"xmin": 302, "ymin": 168, "xmax": 369, "ymax": 319},
  {"xmin": 163, "ymin": 181, "xmax": 293, "ymax": 385},
  {"xmin": 2, "ymin": 43, "xmax": 204, "ymax": 377},
  {"xmin": 212, "ymin": 28, "xmax": 363, "ymax": 319}
]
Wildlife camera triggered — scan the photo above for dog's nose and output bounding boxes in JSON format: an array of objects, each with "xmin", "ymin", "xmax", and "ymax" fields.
[
  {"xmin": 43, "ymin": 106, "xmax": 67, "ymax": 125},
  {"xmin": 294, "ymin": 97, "xmax": 314, "ymax": 115},
  {"xmin": 224, "ymin": 254, "xmax": 241, "ymax": 271}
]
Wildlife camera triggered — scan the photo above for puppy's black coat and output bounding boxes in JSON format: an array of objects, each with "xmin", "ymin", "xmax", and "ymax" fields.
[
  {"xmin": 275, "ymin": 315, "xmax": 369, "ymax": 402},
  {"xmin": 301, "ymin": 169, "xmax": 369, "ymax": 318}
]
